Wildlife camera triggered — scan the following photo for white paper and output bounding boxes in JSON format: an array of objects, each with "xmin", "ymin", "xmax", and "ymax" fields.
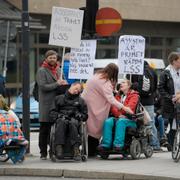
[
  {"xmin": 69, "ymin": 40, "xmax": 97, "ymax": 80},
  {"xmin": 118, "ymin": 35, "xmax": 145, "ymax": 75},
  {"xmin": 49, "ymin": 7, "xmax": 84, "ymax": 48}
]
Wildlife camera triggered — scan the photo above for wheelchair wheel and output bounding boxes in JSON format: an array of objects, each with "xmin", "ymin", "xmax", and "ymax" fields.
[
  {"xmin": 144, "ymin": 145, "xmax": 153, "ymax": 158},
  {"xmin": 172, "ymin": 129, "xmax": 180, "ymax": 162},
  {"xmin": 81, "ymin": 155, "xmax": 87, "ymax": 162},
  {"xmin": 81, "ymin": 122, "xmax": 88, "ymax": 158},
  {"xmin": 130, "ymin": 139, "xmax": 141, "ymax": 159},
  {"xmin": 0, "ymin": 150, "xmax": 9, "ymax": 162},
  {"xmin": 50, "ymin": 124, "xmax": 56, "ymax": 161}
]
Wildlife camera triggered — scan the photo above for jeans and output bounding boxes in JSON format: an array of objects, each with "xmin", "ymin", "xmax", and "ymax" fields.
[
  {"xmin": 144, "ymin": 105, "xmax": 160, "ymax": 148},
  {"xmin": 101, "ymin": 117, "xmax": 137, "ymax": 148},
  {"xmin": 155, "ymin": 115, "xmax": 165, "ymax": 139}
]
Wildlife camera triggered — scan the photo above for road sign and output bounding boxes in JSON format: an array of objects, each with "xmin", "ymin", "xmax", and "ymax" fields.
[{"xmin": 96, "ymin": 7, "xmax": 122, "ymax": 36}]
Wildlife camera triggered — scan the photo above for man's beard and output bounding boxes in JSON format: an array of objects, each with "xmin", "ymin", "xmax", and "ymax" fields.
[{"xmin": 48, "ymin": 61, "xmax": 56, "ymax": 67}]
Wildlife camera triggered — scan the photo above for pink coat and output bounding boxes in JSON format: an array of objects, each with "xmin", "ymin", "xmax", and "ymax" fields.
[{"xmin": 81, "ymin": 74, "xmax": 123, "ymax": 139}]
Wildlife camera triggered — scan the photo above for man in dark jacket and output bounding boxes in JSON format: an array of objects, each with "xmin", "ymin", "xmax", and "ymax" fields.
[
  {"xmin": 158, "ymin": 52, "xmax": 180, "ymax": 147},
  {"xmin": 49, "ymin": 82, "xmax": 88, "ymax": 161},
  {"xmin": 127, "ymin": 61, "xmax": 161, "ymax": 151}
]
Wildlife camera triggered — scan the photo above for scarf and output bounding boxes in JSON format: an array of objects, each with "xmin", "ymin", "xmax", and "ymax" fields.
[{"xmin": 41, "ymin": 61, "xmax": 59, "ymax": 79}]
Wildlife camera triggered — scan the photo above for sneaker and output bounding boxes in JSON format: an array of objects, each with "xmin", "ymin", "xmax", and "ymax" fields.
[
  {"xmin": 18, "ymin": 139, "xmax": 29, "ymax": 146},
  {"xmin": 73, "ymin": 146, "xmax": 81, "ymax": 161},
  {"xmin": 55, "ymin": 145, "xmax": 64, "ymax": 159},
  {"xmin": 153, "ymin": 147, "xmax": 163, "ymax": 152},
  {"xmin": 113, "ymin": 146, "xmax": 123, "ymax": 152},
  {"xmin": 97, "ymin": 145, "xmax": 110, "ymax": 152},
  {"xmin": 40, "ymin": 155, "xmax": 47, "ymax": 160}
]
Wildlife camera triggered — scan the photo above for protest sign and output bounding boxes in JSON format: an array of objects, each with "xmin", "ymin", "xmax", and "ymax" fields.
[
  {"xmin": 69, "ymin": 40, "xmax": 97, "ymax": 79},
  {"xmin": 118, "ymin": 35, "xmax": 145, "ymax": 75},
  {"xmin": 49, "ymin": 7, "xmax": 84, "ymax": 48}
]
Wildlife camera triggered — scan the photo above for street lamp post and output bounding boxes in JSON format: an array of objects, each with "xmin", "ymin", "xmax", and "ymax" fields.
[{"xmin": 22, "ymin": 0, "xmax": 30, "ymax": 153}]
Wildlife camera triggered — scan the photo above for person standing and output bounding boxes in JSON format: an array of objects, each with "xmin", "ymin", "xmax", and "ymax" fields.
[
  {"xmin": 127, "ymin": 61, "xmax": 161, "ymax": 151},
  {"xmin": 81, "ymin": 63, "xmax": 133, "ymax": 157},
  {"xmin": 158, "ymin": 52, "xmax": 180, "ymax": 147},
  {"xmin": 36, "ymin": 50, "xmax": 67, "ymax": 160}
]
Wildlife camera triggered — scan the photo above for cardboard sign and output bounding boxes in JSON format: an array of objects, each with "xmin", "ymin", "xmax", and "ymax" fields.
[
  {"xmin": 49, "ymin": 7, "xmax": 84, "ymax": 48},
  {"xmin": 118, "ymin": 35, "xmax": 145, "ymax": 75},
  {"xmin": 69, "ymin": 40, "xmax": 97, "ymax": 79}
]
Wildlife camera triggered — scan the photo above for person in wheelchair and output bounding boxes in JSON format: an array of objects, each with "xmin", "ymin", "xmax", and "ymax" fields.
[
  {"xmin": 0, "ymin": 95, "xmax": 28, "ymax": 163},
  {"xmin": 49, "ymin": 82, "xmax": 88, "ymax": 161},
  {"xmin": 98, "ymin": 79, "xmax": 139, "ymax": 152}
]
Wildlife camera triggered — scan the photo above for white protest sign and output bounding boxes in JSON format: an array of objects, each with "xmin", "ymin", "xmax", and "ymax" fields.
[
  {"xmin": 69, "ymin": 40, "xmax": 97, "ymax": 80},
  {"xmin": 49, "ymin": 7, "xmax": 84, "ymax": 48},
  {"xmin": 118, "ymin": 35, "xmax": 145, "ymax": 75}
]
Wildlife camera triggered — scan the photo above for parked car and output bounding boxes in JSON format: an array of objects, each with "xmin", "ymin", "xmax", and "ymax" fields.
[{"xmin": 10, "ymin": 82, "xmax": 39, "ymax": 128}]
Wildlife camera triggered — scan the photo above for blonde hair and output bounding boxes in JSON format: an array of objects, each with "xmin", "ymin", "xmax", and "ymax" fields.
[{"xmin": 0, "ymin": 95, "xmax": 9, "ymax": 111}]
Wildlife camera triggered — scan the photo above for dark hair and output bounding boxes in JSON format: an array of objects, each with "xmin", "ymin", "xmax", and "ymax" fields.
[
  {"xmin": 168, "ymin": 52, "xmax": 180, "ymax": 64},
  {"xmin": 45, "ymin": 50, "xmax": 58, "ymax": 59},
  {"xmin": 97, "ymin": 63, "xmax": 119, "ymax": 83}
]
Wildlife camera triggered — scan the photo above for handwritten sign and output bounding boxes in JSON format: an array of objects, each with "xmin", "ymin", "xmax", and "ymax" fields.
[
  {"xmin": 118, "ymin": 35, "xmax": 145, "ymax": 75},
  {"xmin": 69, "ymin": 40, "xmax": 97, "ymax": 79},
  {"xmin": 49, "ymin": 7, "xmax": 84, "ymax": 48}
]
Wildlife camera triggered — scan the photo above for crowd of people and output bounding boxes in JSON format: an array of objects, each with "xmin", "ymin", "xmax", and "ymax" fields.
[{"xmin": 1, "ymin": 49, "xmax": 180, "ymax": 162}]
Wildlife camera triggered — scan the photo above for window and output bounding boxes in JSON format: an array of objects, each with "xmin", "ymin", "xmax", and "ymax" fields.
[
  {"xmin": 150, "ymin": 37, "xmax": 163, "ymax": 46},
  {"xmin": 150, "ymin": 49, "xmax": 163, "ymax": 59},
  {"xmin": 39, "ymin": 33, "xmax": 49, "ymax": 44}
]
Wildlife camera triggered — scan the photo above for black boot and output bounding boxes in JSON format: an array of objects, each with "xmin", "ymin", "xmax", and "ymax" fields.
[{"xmin": 55, "ymin": 145, "xmax": 64, "ymax": 159}]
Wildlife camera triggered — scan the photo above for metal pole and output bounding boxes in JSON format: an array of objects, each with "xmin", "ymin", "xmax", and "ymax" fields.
[
  {"xmin": 60, "ymin": 47, "xmax": 66, "ymax": 80},
  {"xmin": 22, "ymin": 0, "xmax": 30, "ymax": 153},
  {"xmin": 3, "ymin": 21, "xmax": 10, "ymax": 78}
]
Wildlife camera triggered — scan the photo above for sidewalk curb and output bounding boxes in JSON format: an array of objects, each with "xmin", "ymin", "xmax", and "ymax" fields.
[{"xmin": 0, "ymin": 168, "xmax": 179, "ymax": 180}]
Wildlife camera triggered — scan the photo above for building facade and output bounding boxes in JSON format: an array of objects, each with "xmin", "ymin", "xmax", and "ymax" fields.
[{"xmin": 2, "ymin": 0, "xmax": 180, "ymax": 95}]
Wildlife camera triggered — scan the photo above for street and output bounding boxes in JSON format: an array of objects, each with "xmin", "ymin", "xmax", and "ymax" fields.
[
  {"xmin": 0, "ymin": 132, "xmax": 180, "ymax": 179},
  {"xmin": 0, "ymin": 177, "xmax": 95, "ymax": 180}
]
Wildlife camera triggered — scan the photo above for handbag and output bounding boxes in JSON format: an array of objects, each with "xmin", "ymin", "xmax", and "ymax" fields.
[
  {"xmin": 142, "ymin": 106, "xmax": 151, "ymax": 125},
  {"xmin": 136, "ymin": 103, "xmax": 151, "ymax": 125}
]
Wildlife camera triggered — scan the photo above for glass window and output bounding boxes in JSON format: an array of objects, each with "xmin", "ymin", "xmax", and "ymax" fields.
[
  {"xmin": 97, "ymin": 37, "xmax": 117, "ymax": 45},
  {"xmin": 145, "ymin": 49, "xmax": 150, "ymax": 58},
  {"xmin": 150, "ymin": 37, "xmax": 163, "ymax": 46},
  {"xmin": 39, "ymin": 33, "xmax": 49, "ymax": 44},
  {"xmin": 166, "ymin": 38, "xmax": 180, "ymax": 46},
  {"xmin": 144, "ymin": 36, "xmax": 150, "ymax": 46},
  {"xmin": 96, "ymin": 49, "xmax": 117, "ymax": 59},
  {"xmin": 150, "ymin": 49, "xmax": 163, "ymax": 59}
]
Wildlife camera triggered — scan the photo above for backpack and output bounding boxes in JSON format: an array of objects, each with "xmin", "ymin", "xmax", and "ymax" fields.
[
  {"xmin": 33, "ymin": 81, "xmax": 39, "ymax": 102},
  {"xmin": 138, "ymin": 67, "xmax": 155, "ymax": 97}
]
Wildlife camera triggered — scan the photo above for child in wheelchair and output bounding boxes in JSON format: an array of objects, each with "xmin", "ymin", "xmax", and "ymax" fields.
[
  {"xmin": 49, "ymin": 82, "xmax": 88, "ymax": 161},
  {"xmin": 98, "ymin": 79, "xmax": 153, "ymax": 159},
  {"xmin": 0, "ymin": 95, "xmax": 28, "ymax": 163}
]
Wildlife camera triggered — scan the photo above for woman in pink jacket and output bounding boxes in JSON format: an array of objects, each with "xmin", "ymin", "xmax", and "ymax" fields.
[{"xmin": 81, "ymin": 63, "xmax": 132, "ymax": 157}]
